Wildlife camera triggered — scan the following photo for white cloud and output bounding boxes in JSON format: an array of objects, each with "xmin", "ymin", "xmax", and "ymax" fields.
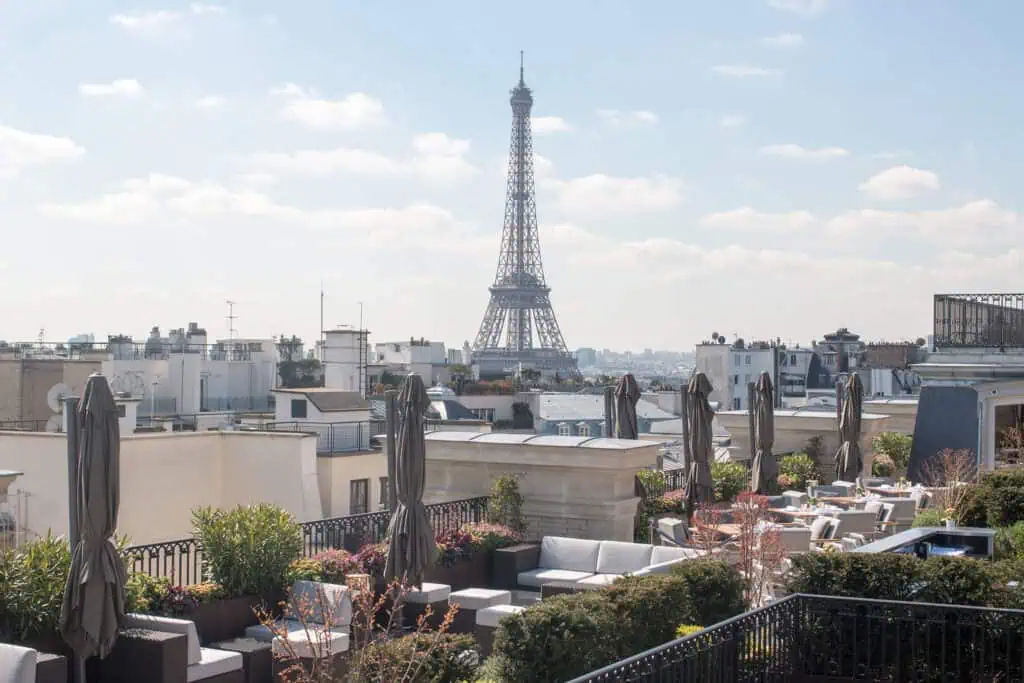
[
  {"xmin": 78, "ymin": 79, "xmax": 144, "ymax": 98},
  {"xmin": 700, "ymin": 207, "xmax": 816, "ymax": 232},
  {"xmin": 596, "ymin": 109, "xmax": 659, "ymax": 127},
  {"xmin": 550, "ymin": 174, "xmax": 683, "ymax": 219},
  {"xmin": 826, "ymin": 200, "xmax": 1016, "ymax": 246},
  {"xmin": 271, "ymin": 84, "xmax": 384, "ymax": 131},
  {"xmin": 768, "ymin": 0, "xmax": 829, "ymax": 15},
  {"xmin": 0, "ymin": 124, "xmax": 85, "ymax": 179},
  {"xmin": 760, "ymin": 143, "xmax": 849, "ymax": 160},
  {"xmin": 195, "ymin": 95, "xmax": 226, "ymax": 109},
  {"xmin": 110, "ymin": 4, "xmax": 225, "ymax": 38},
  {"xmin": 532, "ymin": 116, "xmax": 572, "ymax": 135},
  {"xmin": 858, "ymin": 165, "xmax": 940, "ymax": 200},
  {"xmin": 712, "ymin": 65, "xmax": 783, "ymax": 77},
  {"xmin": 719, "ymin": 115, "xmax": 746, "ymax": 128},
  {"xmin": 761, "ymin": 33, "xmax": 804, "ymax": 47},
  {"xmin": 250, "ymin": 132, "xmax": 476, "ymax": 184}
]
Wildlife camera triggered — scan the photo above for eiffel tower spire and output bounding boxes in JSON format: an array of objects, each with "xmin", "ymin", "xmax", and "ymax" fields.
[{"xmin": 471, "ymin": 54, "xmax": 579, "ymax": 380}]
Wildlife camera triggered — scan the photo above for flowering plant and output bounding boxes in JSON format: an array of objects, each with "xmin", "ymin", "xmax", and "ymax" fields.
[
  {"xmin": 311, "ymin": 548, "xmax": 357, "ymax": 582},
  {"xmin": 135, "ymin": 581, "xmax": 225, "ymax": 617},
  {"xmin": 776, "ymin": 473, "xmax": 797, "ymax": 491},
  {"xmin": 462, "ymin": 522, "xmax": 522, "ymax": 553},
  {"xmin": 353, "ymin": 542, "xmax": 389, "ymax": 577},
  {"xmin": 435, "ymin": 529, "xmax": 474, "ymax": 568}
]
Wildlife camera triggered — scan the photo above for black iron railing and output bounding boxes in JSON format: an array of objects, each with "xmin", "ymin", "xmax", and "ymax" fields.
[
  {"xmin": 122, "ymin": 496, "xmax": 489, "ymax": 584},
  {"xmin": 258, "ymin": 421, "xmax": 386, "ymax": 453},
  {"xmin": 635, "ymin": 469, "xmax": 686, "ymax": 500},
  {"xmin": 569, "ymin": 594, "xmax": 1024, "ymax": 683},
  {"xmin": 934, "ymin": 293, "xmax": 1024, "ymax": 348}
]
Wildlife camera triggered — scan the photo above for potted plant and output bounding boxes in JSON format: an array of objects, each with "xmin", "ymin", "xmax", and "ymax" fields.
[{"xmin": 943, "ymin": 507, "xmax": 958, "ymax": 530}]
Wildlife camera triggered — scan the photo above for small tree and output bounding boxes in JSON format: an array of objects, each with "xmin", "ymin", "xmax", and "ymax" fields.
[
  {"xmin": 922, "ymin": 449, "xmax": 978, "ymax": 522},
  {"xmin": 690, "ymin": 503, "xmax": 725, "ymax": 556},
  {"xmin": 731, "ymin": 493, "xmax": 785, "ymax": 609},
  {"xmin": 873, "ymin": 432, "xmax": 913, "ymax": 473},
  {"xmin": 487, "ymin": 474, "xmax": 526, "ymax": 534}
]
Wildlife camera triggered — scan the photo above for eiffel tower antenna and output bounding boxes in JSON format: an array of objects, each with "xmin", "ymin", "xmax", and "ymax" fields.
[{"xmin": 471, "ymin": 54, "xmax": 580, "ymax": 381}]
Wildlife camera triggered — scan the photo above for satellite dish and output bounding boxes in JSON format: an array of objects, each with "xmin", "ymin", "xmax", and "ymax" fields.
[
  {"xmin": 45, "ymin": 415, "xmax": 62, "ymax": 433},
  {"xmin": 46, "ymin": 383, "xmax": 75, "ymax": 413}
]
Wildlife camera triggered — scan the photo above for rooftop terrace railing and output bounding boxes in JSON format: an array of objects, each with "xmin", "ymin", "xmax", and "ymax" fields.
[
  {"xmin": 569, "ymin": 593, "xmax": 1024, "ymax": 683},
  {"xmin": 934, "ymin": 292, "xmax": 1024, "ymax": 348},
  {"xmin": 122, "ymin": 495, "xmax": 489, "ymax": 584}
]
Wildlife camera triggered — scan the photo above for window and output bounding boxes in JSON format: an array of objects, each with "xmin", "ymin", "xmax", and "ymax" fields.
[
  {"xmin": 734, "ymin": 354, "xmax": 741, "ymax": 367},
  {"xmin": 790, "ymin": 353, "xmax": 797, "ymax": 365},
  {"xmin": 745, "ymin": 355, "xmax": 751, "ymax": 365},
  {"xmin": 557, "ymin": 422, "xmax": 571, "ymax": 436},
  {"xmin": 733, "ymin": 398, "xmax": 741, "ymax": 410},
  {"xmin": 578, "ymin": 423, "xmax": 591, "ymax": 437},
  {"xmin": 379, "ymin": 477, "xmax": 389, "ymax": 510},
  {"xmin": 744, "ymin": 374, "xmax": 751, "ymax": 385},
  {"xmin": 471, "ymin": 408, "xmax": 495, "ymax": 422},
  {"xmin": 733, "ymin": 375, "xmax": 739, "ymax": 385},
  {"xmin": 350, "ymin": 479, "xmax": 369, "ymax": 514},
  {"xmin": 290, "ymin": 399, "xmax": 307, "ymax": 419}
]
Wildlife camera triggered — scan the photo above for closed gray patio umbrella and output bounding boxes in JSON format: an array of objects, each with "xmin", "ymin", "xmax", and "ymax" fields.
[
  {"xmin": 834, "ymin": 373, "xmax": 865, "ymax": 482},
  {"xmin": 385, "ymin": 374, "xmax": 435, "ymax": 588},
  {"xmin": 614, "ymin": 373, "xmax": 642, "ymax": 439},
  {"xmin": 684, "ymin": 372, "xmax": 715, "ymax": 510},
  {"xmin": 750, "ymin": 372, "xmax": 778, "ymax": 494},
  {"xmin": 60, "ymin": 373, "xmax": 128, "ymax": 677}
]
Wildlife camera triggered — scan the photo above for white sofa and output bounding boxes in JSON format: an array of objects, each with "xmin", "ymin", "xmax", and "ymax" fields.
[
  {"xmin": 244, "ymin": 580, "xmax": 352, "ymax": 656},
  {"xmin": 513, "ymin": 537, "xmax": 704, "ymax": 590},
  {"xmin": 123, "ymin": 614, "xmax": 244, "ymax": 682},
  {"xmin": 0, "ymin": 644, "xmax": 36, "ymax": 683}
]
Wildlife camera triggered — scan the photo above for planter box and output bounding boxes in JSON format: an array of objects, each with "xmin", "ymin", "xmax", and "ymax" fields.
[
  {"xmin": 96, "ymin": 627, "xmax": 189, "ymax": 683},
  {"xmin": 424, "ymin": 552, "xmax": 491, "ymax": 591},
  {"xmin": 187, "ymin": 596, "xmax": 265, "ymax": 645},
  {"xmin": 36, "ymin": 653, "xmax": 67, "ymax": 683}
]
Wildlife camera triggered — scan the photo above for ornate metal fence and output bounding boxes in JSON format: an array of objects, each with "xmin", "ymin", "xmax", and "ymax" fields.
[
  {"xmin": 934, "ymin": 292, "xmax": 1024, "ymax": 348},
  {"xmin": 569, "ymin": 594, "xmax": 1024, "ymax": 683},
  {"xmin": 123, "ymin": 496, "xmax": 489, "ymax": 584}
]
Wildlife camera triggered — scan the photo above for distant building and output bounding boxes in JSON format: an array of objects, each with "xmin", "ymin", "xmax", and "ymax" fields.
[
  {"xmin": 530, "ymin": 392, "xmax": 677, "ymax": 437},
  {"xmin": 695, "ymin": 339, "xmax": 777, "ymax": 411},
  {"xmin": 575, "ymin": 347, "xmax": 598, "ymax": 367},
  {"xmin": 374, "ymin": 337, "xmax": 449, "ymax": 384}
]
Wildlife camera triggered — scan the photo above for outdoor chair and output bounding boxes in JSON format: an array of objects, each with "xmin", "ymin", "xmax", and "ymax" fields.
[
  {"xmin": 244, "ymin": 580, "xmax": 351, "ymax": 647},
  {"xmin": 122, "ymin": 614, "xmax": 244, "ymax": 683},
  {"xmin": 833, "ymin": 510, "xmax": 882, "ymax": 539},
  {"xmin": 0, "ymin": 643, "xmax": 36, "ymax": 683},
  {"xmin": 878, "ymin": 498, "xmax": 917, "ymax": 534},
  {"xmin": 781, "ymin": 490, "xmax": 808, "ymax": 508}
]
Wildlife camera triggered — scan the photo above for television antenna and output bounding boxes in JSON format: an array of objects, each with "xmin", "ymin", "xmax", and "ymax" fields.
[{"xmin": 226, "ymin": 300, "xmax": 238, "ymax": 346}]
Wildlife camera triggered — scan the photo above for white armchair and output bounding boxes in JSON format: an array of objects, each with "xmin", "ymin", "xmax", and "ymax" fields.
[{"xmin": 0, "ymin": 644, "xmax": 36, "ymax": 683}]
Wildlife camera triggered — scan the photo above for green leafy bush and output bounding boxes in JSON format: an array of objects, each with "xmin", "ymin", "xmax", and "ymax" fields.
[
  {"xmin": 492, "ymin": 591, "xmax": 622, "ymax": 682},
  {"xmin": 912, "ymin": 509, "xmax": 944, "ymax": 528},
  {"xmin": 995, "ymin": 522, "xmax": 1024, "ymax": 560},
  {"xmin": 351, "ymin": 632, "xmax": 481, "ymax": 682},
  {"xmin": 955, "ymin": 470, "xmax": 1024, "ymax": 528},
  {"xmin": 285, "ymin": 557, "xmax": 323, "ymax": 583},
  {"xmin": 669, "ymin": 559, "xmax": 746, "ymax": 625},
  {"xmin": 605, "ymin": 574, "xmax": 699, "ymax": 654},
  {"xmin": 124, "ymin": 573, "xmax": 172, "ymax": 613},
  {"xmin": 873, "ymin": 432, "xmax": 913, "ymax": 472},
  {"xmin": 778, "ymin": 453, "xmax": 817, "ymax": 491},
  {"xmin": 872, "ymin": 452, "xmax": 896, "ymax": 477},
  {"xmin": 711, "ymin": 462, "xmax": 748, "ymax": 502},
  {"xmin": 486, "ymin": 474, "xmax": 526, "ymax": 534},
  {"xmin": 0, "ymin": 534, "xmax": 73, "ymax": 644},
  {"xmin": 192, "ymin": 503, "xmax": 303, "ymax": 598}
]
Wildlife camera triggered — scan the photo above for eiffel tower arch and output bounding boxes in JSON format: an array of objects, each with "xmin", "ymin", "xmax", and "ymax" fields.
[{"xmin": 471, "ymin": 54, "xmax": 580, "ymax": 381}]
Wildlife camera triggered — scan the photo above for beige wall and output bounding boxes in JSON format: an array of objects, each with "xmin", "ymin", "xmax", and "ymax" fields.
[
  {"xmin": 317, "ymin": 452, "xmax": 389, "ymax": 516},
  {"xmin": 863, "ymin": 399, "xmax": 918, "ymax": 435},
  {"xmin": 0, "ymin": 358, "xmax": 102, "ymax": 423}
]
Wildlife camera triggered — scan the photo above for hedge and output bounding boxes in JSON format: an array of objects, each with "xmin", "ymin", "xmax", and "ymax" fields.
[{"xmin": 958, "ymin": 470, "xmax": 1024, "ymax": 528}]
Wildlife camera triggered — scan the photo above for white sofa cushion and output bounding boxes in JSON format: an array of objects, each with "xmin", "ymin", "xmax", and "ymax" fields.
[
  {"xmin": 188, "ymin": 648, "xmax": 243, "ymax": 683},
  {"xmin": 290, "ymin": 581, "xmax": 352, "ymax": 627},
  {"xmin": 449, "ymin": 588, "xmax": 511, "ymax": 611},
  {"xmin": 517, "ymin": 568, "xmax": 594, "ymax": 588},
  {"xmin": 406, "ymin": 582, "xmax": 451, "ymax": 604},
  {"xmin": 538, "ymin": 536, "xmax": 601, "ymax": 572},
  {"xmin": 0, "ymin": 643, "xmax": 37, "ymax": 683},
  {"xmin": 475, "ymin": 604, "xmax": 526, "ymax": 628},
  {"xmin": 651, "ymin": 546, "xmax": 702, "ymax": 564},
  {"xmin": 245, "ymin": 619, "xmax": 347, "ymax": 643},
  {"xmin": 595, "ymin": 541, "xmax": 654, "ymax": 574},
  {"xmin": 575, "ymin": 573, "xmax": 621, "ymax": 587},
  {"xmin": 125, "ymin": 614, "xmax": 202, "ymax": 665},
  {"xmin": 272, "ymin": 629, "xmax": 350, "ymax": 659}
]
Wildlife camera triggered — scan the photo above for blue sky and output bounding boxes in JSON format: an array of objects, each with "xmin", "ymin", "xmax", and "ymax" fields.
[{"xmin": 1, "ymin": 0, "xmax": 1020, "ymax": 351}]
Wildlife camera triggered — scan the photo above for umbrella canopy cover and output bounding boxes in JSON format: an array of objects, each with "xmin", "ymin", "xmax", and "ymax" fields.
[
  {"xmin": 750, "ymin": 372, "xmax": 778, "ymax": 494},
  {"xmin": 834, "ymin": 373, "xmax": 865, "ymax": 481},
  {"xmin": 385, "ymin": 374, "xmax": 435, "ymax": 588},
  {"xmin": 614, "ymin": 373, "xmax": 642, "ymax": 439},
  {"xmin": 60, "ymin": 374, "xmax": 128, "ymax": 660},
  {"xmin": 684, "ymin": 372, "xmax": 716, "ymax": 508}
]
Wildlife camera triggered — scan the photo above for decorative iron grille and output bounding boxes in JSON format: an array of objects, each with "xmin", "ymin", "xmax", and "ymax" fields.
[{"xmin": 934, "ymin": 293, "xmax": 1024, "ymax": 348}]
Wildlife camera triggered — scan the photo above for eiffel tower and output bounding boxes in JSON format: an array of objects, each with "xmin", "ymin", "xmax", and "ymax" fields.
[{"xmin": 471, "ymin": 54, "xmax": 580, "ymax": 381}]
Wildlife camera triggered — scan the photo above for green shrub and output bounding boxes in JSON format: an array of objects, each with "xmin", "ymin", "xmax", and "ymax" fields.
[
  {"xmin": 124, "ymin": 573, "xmax": 173, "ymax": 613},
  {"xmin": 955, "ymin": 470, "xmax": 1024, "ymax": 528},
  {"xmin": 486, "ymin": 474, "xmax": 526, "ymax": 534},
  {"xmin": 0, "ymin": 534, "xmax": 73, "ymax": 644},
  {"xmin": 995, "ymin": 522, "xmax": 1024, "ymax": 560},
  {"xmin": 778, "ymin": 453, "xmax": 817, "ymax": 491},
  {"xmin": 711, "ymin": 462, "xmax": 748, "ymax": 502},
  {"xmin": 351, "ymin": 632, "xmax": 480, "ymax": 682},
  {"xmin": 873, "ymin": 432, "xmax": 913, "ymax": 472},
  {"xmin": 285, "ymin": 557, "xmax": 324, "ymax": 584},
  {"xmin": 669, "ymin": 559, "xmax": 746, "ymax": 625},
  {"xmin": 872, "ymin": 453, "xmax": 896, "ymax": 478},
  {"xmin": 492, "ymin": 591, "xmax": 622, "ymax": 683},
  {"xmin": 192, "ymin": 503, "xmax": 303, "ymax": 598},
  {"xmin": 915, "ymin": 557, "xmax": 1005, "ymax": 607},
  {"xmin": 912, "ymin": 509, "xmax": 944, "ymax": 528},
  {"xmin": 604, "ymin": 574, "xmax": 699, "ymax": 654}
]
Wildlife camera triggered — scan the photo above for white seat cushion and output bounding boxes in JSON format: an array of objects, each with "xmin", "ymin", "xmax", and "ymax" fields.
[
  {"xmin": 272, "ymin": 629, "xmax": 350, "ymax": 659},
  {"xmin": 0, "ymin": 643, "xmax": 37, "ymax": 683},
  {"xmin": 517, "ymin": 568, "xmax": 594, "ymax": 588},
  {"xmin": 289, "ymin": 581, "xmax": 352, "ymax": 627},
  {"xmin": 537, "ymin": 536, "xmax": 601, "ymax": 572},
  {"xmin": 448, "ymin": 588, "xmax": 512, "ymax": 610},
  {"xmin": 595, "ymin": 541, "xmax": 654, "ymax": 574},
  {"xmin": 406, "ymin": 582, "xmax": 451, "ymax": 604},
  {"xmin": 245, "ymin": 618, "xmax": 345, "ymax": 643},
  {"xmin": 576, "ymin": 573, "xmax": 621, "ymax": 587},
  {"xmin": 188, "ymin": 648, "xmax": 243, "ymax": 683},
  {"xmin": 475, "ymin": 604, "xmax": 526, "ymax": 628},
  {"xmin": 650, "ymin": 546, "xmax": 701, "ymax": 564}
]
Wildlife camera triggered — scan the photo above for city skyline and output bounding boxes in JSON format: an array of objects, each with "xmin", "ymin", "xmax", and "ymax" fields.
[{"xmin": 1, "ymin": 1, "xmax": 1020, "ymax": 350}]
